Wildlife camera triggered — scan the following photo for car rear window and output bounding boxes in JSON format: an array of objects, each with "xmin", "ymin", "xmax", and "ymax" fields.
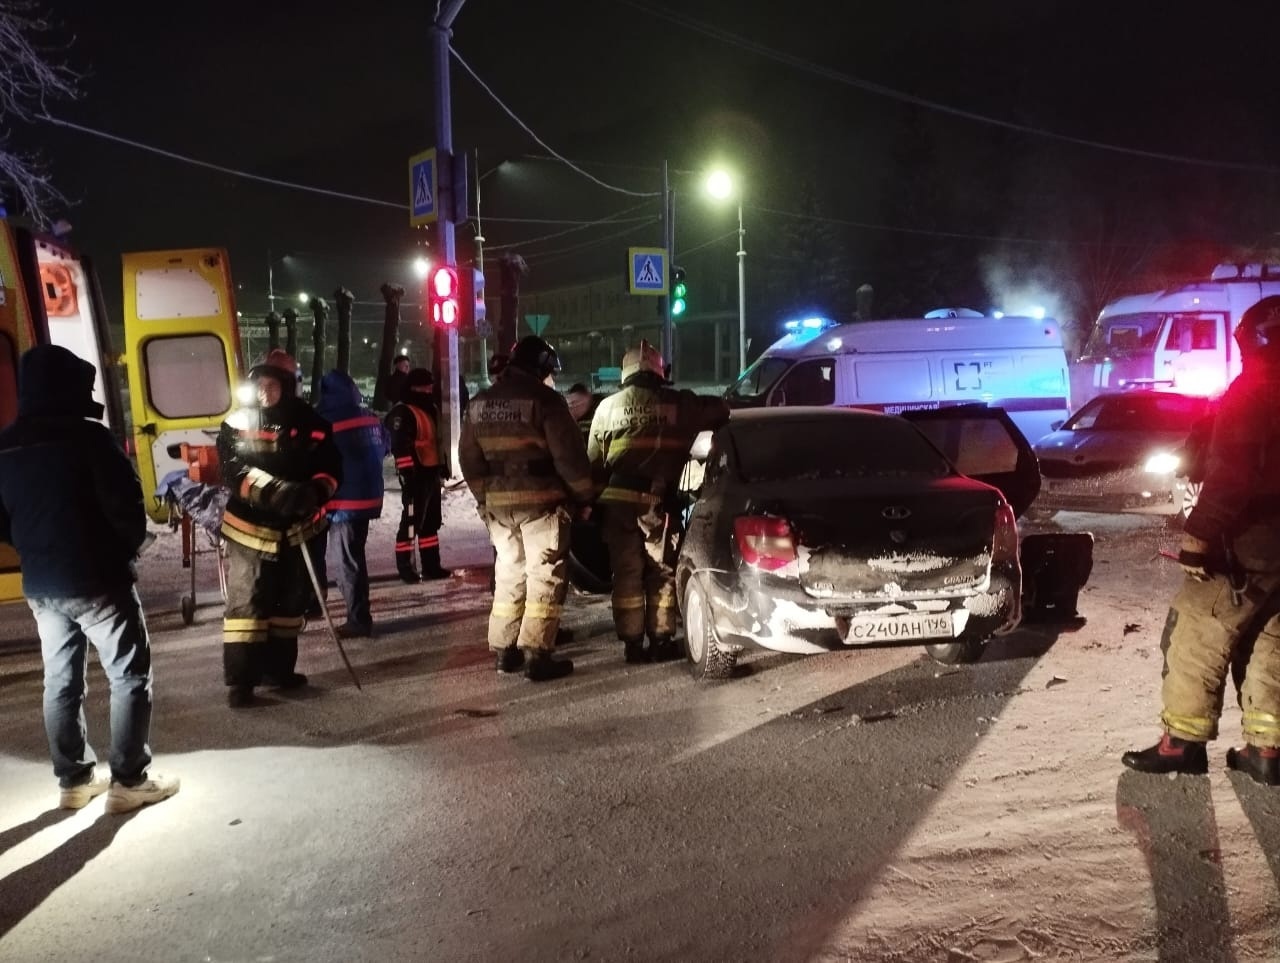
[{"xmin": 732, "ymin": 417, "xmax": 951, "ymax": 482}]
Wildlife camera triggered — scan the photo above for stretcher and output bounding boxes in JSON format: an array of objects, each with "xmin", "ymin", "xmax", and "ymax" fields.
[{"xmin": 158, "ymin": 443, "xmax": 229, "ymax": 625}]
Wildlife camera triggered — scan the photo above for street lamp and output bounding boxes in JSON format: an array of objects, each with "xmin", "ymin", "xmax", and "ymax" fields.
[
  {"xmin": 706, "ymin": 169, "xmax": 747, "ymax": 374},
  {"xmin": 412, "ymin": 256, "xmax": 431, "ymax": 278}
]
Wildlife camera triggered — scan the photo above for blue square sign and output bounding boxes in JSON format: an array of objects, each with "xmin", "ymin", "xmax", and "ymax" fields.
[
  {"xmin": 628, "ymin": 247, "xmax": 667, "ymax": 296},
  {"xmin": 408, "ymin": 149, "xmax": 437, "ymax": 226}
]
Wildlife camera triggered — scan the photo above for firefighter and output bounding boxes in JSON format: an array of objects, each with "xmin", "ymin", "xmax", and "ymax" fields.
[
  {"xmin": 386, "ymin": 368, "xmax": 451, "ymax": 582},
  {"xmin": 217, "ymin": 349, "xmax": 342, "ymax": 708},
  {"xmin": 1123, "ymin": 295, "xmax": 1280, "ymax": 786},
  {"xmin": 587, "ymin": 340, "xmax": 730, "ymax": 663},
  {"xmin": 460, "ymin": 335, "xmax": 593, "ymax": 681}
]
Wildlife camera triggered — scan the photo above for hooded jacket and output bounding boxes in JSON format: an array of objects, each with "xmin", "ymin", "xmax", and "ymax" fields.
[
  {"xmin": 386, "ymin": 368, "xmax": 442, "ymax": 473},
  {"xmin": 0, "ymin": 345, "xmax": 145, "ymax": 597},
  {"xmin": 316, "ymin": 370, "xmax": 387, "ymax": 523}
]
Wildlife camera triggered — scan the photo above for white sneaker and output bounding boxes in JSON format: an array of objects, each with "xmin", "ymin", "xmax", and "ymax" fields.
[
  {"xmin": 59, "ymin": 770, "xmax": 110, "ymax": 810},
  {"xmin": 104, "ymin": 772, "xmax": 181, "ymax": 815}
]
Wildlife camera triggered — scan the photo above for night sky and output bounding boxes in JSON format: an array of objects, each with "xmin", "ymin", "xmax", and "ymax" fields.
[{"xmin": 29, "ymin": 0, "xmax": 1280, "ymax": 341}]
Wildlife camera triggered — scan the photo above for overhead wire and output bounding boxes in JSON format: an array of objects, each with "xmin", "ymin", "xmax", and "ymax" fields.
[
  {"xmin": 613, "ymin": 0, "xmax": 1280, "ymax": 176},
  {"xmin": 450, "ymin": 45, "xmax": 662, "ymax": 197},
  {"xmin": 38, "ymin": 114, "xmax": 407, "ymax": 209},
  {"xmin": 487, "ymin": 199, "xmax": 657, "ymax": 252},
  {"xmin": 524, "ymin": 218, "xmax": 660, "ymax": 264}
]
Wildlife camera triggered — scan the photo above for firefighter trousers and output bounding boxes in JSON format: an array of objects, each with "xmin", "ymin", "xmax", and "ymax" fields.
[
  {"xmin": 483, "ymin": 504, "xmax": 571, "ymax": 652},
  {"xmin": 222, "ymin": 540, "xmax": 309, "ymax": 688},
  {"xmin": 1161, "ymin": 570, "xmax": 1280, "ymax": 747},
  {"xmin": 600, "ymin": 500, "xmax": 679, "ymax": 642},
  {"xmin": 396, "ymin": 468, "xmax": 443, "ymax": 574}
]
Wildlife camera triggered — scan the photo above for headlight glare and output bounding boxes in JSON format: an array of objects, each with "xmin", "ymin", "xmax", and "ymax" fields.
[{"xmin": 1144, "ymin": 452, "xmax": 1180, "ymax": 474}]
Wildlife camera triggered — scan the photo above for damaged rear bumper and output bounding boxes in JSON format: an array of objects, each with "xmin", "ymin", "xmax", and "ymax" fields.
[{"xmin": 698, "ymin": 564, "xmax": 1021, "ymax": 656}]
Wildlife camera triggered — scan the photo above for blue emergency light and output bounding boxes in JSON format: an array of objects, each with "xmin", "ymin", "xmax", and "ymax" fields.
[{"xmin": 782, "ymin": 316, "xmax": 836, "ymax": 345}]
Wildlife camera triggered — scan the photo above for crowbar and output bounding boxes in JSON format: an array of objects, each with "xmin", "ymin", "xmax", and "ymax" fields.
[{"xmin": 299, "ymin": 542, "xmax": 363, "ymax": 691}]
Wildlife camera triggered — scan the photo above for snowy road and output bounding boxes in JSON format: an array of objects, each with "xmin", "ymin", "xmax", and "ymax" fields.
[{"xmin": 0, "ymin": 491, "xmax": 1277, "ymax": 962}]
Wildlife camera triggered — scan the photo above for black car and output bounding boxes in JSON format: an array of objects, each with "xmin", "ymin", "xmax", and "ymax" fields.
[{"xmin": 673, "ymin": 406, "xmax": 1045, "ymax": 679}]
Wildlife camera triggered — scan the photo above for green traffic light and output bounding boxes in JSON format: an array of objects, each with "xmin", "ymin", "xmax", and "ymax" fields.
[{"xmin": 672, "ymin": 297, "xmax": 686, "ymax": 316}]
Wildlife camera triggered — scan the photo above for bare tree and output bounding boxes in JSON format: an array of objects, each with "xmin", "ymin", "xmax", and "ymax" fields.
[{"xmin": 0, "ymin": 1, "xmax": 76, "ymax": 225}]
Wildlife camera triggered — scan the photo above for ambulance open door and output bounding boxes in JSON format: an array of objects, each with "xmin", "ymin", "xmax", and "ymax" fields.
[
  {"xmin": 0, "ymin": 221, "xmax": 52, "ymax": 601},
  {"xmin": 122, "ymin": 249, "xmax": 242, "ymax": 523},
  {"xmin": 35, "ymin": 236, "xmax": 127, "ymax": 441}
]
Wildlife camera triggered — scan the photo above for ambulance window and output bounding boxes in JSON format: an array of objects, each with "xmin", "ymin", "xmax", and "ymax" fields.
[
  {"xmin": 727, "ymin": 356, "xmax": 790, "ymax": 402},
  {"xmin": 144, "ymin": 335, "xmax": 230, "ymax": 418},
  {"xmin": 769, "ymin": 359, "xmax": 835, "ymax": 407},
  {"xmin": 0, "ymin": 333, "xmax": 16, "ymax": 429}
]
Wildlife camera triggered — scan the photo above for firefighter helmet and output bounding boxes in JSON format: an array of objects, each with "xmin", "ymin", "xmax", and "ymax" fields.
[
  {"xmin": 1235, "ymin": 295, "xmax": 1280, "ymax": 359},
  {"xmin": 509, "ymin": 336, "xmax": 561, "ymax": 379},
  {"xmin": 249, "ymin": 349, "xmax": 301, "ymax": 395},
  {"xmin": 620, "ymin": 340, "xmax": 664, "ymax": 381}
]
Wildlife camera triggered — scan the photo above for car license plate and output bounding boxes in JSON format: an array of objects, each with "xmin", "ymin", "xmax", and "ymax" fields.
[{"xmin": 840, "ymin": 612, "xmax": 954, "ymax": 643}]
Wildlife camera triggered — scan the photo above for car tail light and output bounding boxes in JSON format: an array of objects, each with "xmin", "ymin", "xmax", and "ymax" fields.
[
  {"xmin": 993, "ymin": 502, "xmax": 1018, "ymax": 563},
  {"xmin": 735, "ymin": 515, "xmax": 798, "ymax": 572}
]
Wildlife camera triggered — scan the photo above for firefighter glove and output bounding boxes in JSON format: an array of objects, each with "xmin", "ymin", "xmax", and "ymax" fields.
[
  {"xmin": 1178, "ymin": 533, "xmax": 1212, "ymax": 581},
  {"xmin": 268, "ymin": 479, "xmax": 319, "ymax": 518}
]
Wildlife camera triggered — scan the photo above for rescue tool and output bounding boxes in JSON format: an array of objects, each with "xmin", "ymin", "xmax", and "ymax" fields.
[{"xmin": 300, "ymin": 543, "xmax": 363, "ymax": 691}]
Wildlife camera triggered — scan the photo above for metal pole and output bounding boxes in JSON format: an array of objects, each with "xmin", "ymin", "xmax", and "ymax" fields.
[
  {"xmin": 474, "ymin": 146, "xmax": 487, "ymax": 374},
  {"xmin": 737, "ymin": 201, "xmax": 746, "ymax": 373},
  {"xmin": 432, "ymin": 5, "xmax": 464, "ymax": 477},
  {"xmin": 661, "ymin": 160, "xmax": 674, "ymax": 369},
  {"xmin": 267, "ymin": 248, "xmax": 275, "ymax": 314}
]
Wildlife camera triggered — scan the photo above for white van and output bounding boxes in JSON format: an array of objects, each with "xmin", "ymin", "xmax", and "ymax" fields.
[
  {"xmin": 1072, "ymin": 262, "xmax": 1280, "ymax": 408},
  {"xmin": 726, "ymin": 314, "xmax": 1071, "ymax": 445}
]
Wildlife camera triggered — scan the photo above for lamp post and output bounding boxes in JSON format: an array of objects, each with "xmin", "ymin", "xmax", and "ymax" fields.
[{"xmin": 706, "ymin": 169, "xmax": 746, "ymax": 373}]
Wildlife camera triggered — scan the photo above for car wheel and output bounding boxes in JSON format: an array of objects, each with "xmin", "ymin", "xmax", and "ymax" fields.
[
  {"xmin": 1024, "ymin": 505, "xmax": 1057, "ymax": 524},
  {"xmin": 924, "ymin": 638, "xmax": 985, "ymax": 665},
  {"xmin": 1177, "ymin": 480, "xmax": 1203, "ymax": 522},
  {"xmin": 683, "ymin": 577, "xmax": 737, "ymax": 681}
]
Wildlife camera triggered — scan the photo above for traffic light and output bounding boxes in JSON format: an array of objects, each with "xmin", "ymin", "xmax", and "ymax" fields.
[
  {"xmin": 428, "ymin": 265, "xmax": 459, "ymax": 326},
  {"xmin": 671, "ymin": 266, "xmax": 687, "ymax": 317}
]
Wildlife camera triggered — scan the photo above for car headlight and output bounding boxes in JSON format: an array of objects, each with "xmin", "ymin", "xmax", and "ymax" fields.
[{"xmin": 1143, "ymin": 452, "xmax": 1180, "ymax": 474}]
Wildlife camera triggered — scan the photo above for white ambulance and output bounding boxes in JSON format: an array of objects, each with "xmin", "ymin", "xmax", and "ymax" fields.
[
  {"xmin": 726, "ymin": 312, "xmax": 1071, "ymax": 445},
  {"xmin": 1072, "ymin": 262, "xmax": 1280, "ymax": 408}
]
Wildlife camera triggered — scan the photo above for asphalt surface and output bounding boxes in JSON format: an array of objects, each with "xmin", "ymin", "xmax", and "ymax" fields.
[{"xmin": 0, "ymin": 506, "xmax": 1261, "ymax": 961}]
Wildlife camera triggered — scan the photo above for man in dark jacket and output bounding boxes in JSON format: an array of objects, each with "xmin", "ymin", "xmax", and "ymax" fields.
[
  {"xmin": 0, "ymin": 345, "xmax": 179, "ymax": 813},
  {"xmin": 217, "ymin": 349, "xmax": 342, "ymax": 707},
  {"xmin": 313, "ymin": 369, "xmax": 387, "ymax": 637},
  {"xmin": 386, "ymin": 368, "xmax": 451, "ymax": 581}
]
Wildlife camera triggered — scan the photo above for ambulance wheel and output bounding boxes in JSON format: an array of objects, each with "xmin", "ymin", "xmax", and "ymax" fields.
[
  {"xmin": 925, "ymin": 638, "xmax": 985, "ymax": 665},
  {"xmin": 180, "ymin": 595, "xmax": 195, "ymax": 626}
]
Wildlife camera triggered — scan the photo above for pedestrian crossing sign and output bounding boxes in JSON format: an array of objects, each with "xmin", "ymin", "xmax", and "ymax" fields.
[
  {"xmin": 408, "ymin": 149, "xmax": 437, "ymax": 226},
  {"xmin": 628, "ymin": 247, "xmax": 668, "ymax": 296}
]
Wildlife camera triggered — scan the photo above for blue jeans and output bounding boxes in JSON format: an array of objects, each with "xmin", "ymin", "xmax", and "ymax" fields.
[
  {"xmin": 28, "ymin": 586, "xmax": 153, "ymax": 788},
  {"xmin": 313, "ymin": 519, "xmax": 372, "ymax": 628}
]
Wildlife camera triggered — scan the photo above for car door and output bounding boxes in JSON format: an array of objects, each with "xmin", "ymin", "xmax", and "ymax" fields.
[{"xmin": 899, "ymin": 405, "xmax": 1041, "ymax": 518}]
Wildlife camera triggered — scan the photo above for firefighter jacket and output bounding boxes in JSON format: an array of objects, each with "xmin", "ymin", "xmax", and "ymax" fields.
[
  {"xmin": 1184, "ymin": 357, "xmax": 1280, "ymax": 571},
  {"xmin": 217, "ymin": 396, "xmax": 343, "ymax": 555},
  {"xmin": 587, "ymin": 371, "xmax": 730, "ymax": 505},
  {"xmin": 316, "ymin": 370, "xmax": 387, "ymax": 524},
  {"xmin": 386, "ymin": 395, "xmax": 441, "ymax": 478},
  {"xmin": 460, "ymin": 366, "xmax": 594, "ymax": 513},
  {"xmin": 0, "ymin": 345, "xmax": 147, "ymax": 598}
]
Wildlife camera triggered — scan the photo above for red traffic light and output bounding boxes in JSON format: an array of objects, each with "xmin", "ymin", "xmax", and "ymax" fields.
[{"xmin": 428, "ymin": 266, "xmax": 460, "ymax": 326}]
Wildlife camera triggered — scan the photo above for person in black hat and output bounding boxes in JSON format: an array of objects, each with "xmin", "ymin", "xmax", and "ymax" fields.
[{"xmin": 385, "ymin": 368, "xmax": 451, "ymax": 581}]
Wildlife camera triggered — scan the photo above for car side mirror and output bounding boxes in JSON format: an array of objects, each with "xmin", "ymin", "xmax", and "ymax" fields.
[{"xmin": 1050, "ymin": 420, "xmax": 1064, "ymax": 432}]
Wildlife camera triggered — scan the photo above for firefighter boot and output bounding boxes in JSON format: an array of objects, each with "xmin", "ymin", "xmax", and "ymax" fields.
[
  {"xmin": 495, "ymin": 644, "xmax": 525, "ymax": 674},
  {"xmin": 524, "ymin": 649, "xmax": 574, "ymax": 682},
  {"xmin": 648, "ymin": 635, "xmax": 681, "ymax": 663},
  {"xmin": 227, "ymin": 685, "xmax": 256, "ymax": 709},
  {"xmin": 420, "ymin": 546, "xmax": 452, "ymax": 581},
  {"xmin": 1226, "ymin": 745, "xmax": 1280, "ymax": 786},
  {"xmin": 622, "ymin": 636, "xmax": 649, "ymax": 664},
  {"xmin": 1121, "ymin": 733, "xmax": 1209, "ymax": 775}
]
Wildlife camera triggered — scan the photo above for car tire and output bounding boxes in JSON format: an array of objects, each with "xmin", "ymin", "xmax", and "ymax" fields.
[
  {"xmin": 924, "ymin": 638, "xmax": 985, "ymax": 665},
  {"xmin": 683, "ymin": 577, "xmax": 737, "ymax": 681},
  {"xmin": 1173, "ymin": 479, "xmax": 1203, "ymax": 526},
  {"xmin": 1024, "ymin": 505, "xmax": 1057, "ymax": 524}
]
